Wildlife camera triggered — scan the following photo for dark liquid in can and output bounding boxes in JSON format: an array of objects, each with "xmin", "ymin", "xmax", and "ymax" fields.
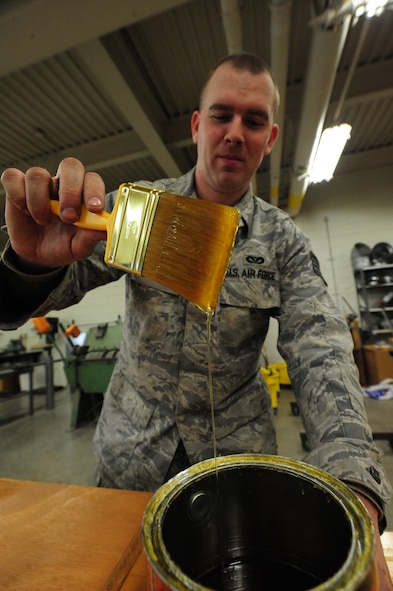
[{"xmin": 198, "ymin": 557, "xmax": 321, "ymax": 590}]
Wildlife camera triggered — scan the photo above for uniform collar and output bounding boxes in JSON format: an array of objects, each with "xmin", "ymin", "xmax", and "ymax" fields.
[
  {"xmin": 232, "ymin": 188, "xmax": 254, "ymax": 238},
  {"xmin": 183, "ymin": 167, "xmax": 254, "ymax": 238}
]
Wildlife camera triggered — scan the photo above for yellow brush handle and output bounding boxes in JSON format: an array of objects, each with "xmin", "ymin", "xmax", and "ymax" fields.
[{"xmin": 49, "ymin": 199, "xmax": 111, "ymax": 231}]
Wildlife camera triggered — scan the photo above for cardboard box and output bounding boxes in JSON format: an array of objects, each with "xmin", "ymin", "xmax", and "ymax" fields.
[
  {"xmin": 363, "ymin": 345, "xmax": 393, "ymax": 385},
  {"xmin": 0, "ymin": 376, "xmax": 19, "ymax": 392}
]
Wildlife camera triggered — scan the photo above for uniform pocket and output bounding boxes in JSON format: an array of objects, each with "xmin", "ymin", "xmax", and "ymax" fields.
[{"xmin": 222, "ymin": 244, "xmax": 280, "ymax": 308}]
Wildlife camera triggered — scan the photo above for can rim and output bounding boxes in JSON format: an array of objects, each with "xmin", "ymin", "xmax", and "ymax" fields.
[{"xmin": 142, "ymin": 454, "xmax": 375, "ymax": 591}]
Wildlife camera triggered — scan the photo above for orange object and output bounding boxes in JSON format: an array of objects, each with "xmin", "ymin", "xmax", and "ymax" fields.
[
  {"xmin": 64, "ymin": 323, "xmax": 81, "ymax": 338},
  {"xmin": 32, "ymin": 317, "xmax": 52, "ymax": 334}
]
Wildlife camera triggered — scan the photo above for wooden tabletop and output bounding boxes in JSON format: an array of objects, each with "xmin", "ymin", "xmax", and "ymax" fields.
[
  {"xmin": 0, "ymin": 478, "xmax": 151, "ymax": 591},
  {"xmin": 121, "ymin": 551, "xmax": 149, "ymax": 591},
  {"xmin": 1, "ymin": 477, "xmax": 392, "ymax": 591}
]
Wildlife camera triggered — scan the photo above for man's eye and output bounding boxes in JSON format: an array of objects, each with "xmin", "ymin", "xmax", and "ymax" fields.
[
  {"xmin": 246, "ymin": 119, "xmax": 264, "ymax": 128},
  {"xmin": 212, "ymin": 114, "xmax": 231, "ymax": 122}
]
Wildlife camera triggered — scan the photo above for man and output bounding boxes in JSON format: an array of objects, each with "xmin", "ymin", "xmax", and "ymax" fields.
[{"xmin": 1, "ymin": 53, "xmax": 392, "ymax": 587}]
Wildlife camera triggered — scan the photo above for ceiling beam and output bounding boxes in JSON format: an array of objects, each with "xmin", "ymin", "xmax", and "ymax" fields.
[
  {"xmin": 333, "ymin": 59, "xmax": 393, "ymax": 99},
  {"xmin": 0, "ymin": 0, "xmax": 192, "ymax": 77},
  {"xmin": 75, "ymin": 39, "xmax": 182, "ymax": 179}
]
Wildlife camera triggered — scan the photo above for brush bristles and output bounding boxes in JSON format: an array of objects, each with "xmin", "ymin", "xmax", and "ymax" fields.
[{"xmin": 142, "ymin": 193, "xmax": 239, "ymax": 312}]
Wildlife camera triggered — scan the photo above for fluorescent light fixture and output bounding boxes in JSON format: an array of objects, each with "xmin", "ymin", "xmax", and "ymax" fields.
[
  {"xmin": 309, "ymin": 123, "xmax": 352, "ymax": 184},
  {"xmin": 354, "ymin": 0, "xmax": 389, "ymax": 18}
]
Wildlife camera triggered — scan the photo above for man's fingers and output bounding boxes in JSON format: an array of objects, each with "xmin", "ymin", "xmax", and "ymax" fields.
[
  {"xmin": 1, "ymin": 167, "xmax": 27, "ymax": 205},
  {"xmin": 2, "ymin": 166, "xmax": 53, "ymax": 224},
  {"xmin": 55, "ymin": 157, "xmax": 86, "ymax": 222},
  {"xmin": 2, "ymin": 159, "xmax": 106, "ymax": 238},
  {"xmin": 54, "ymin": 158, "xmax": 106, "ymax": 222},
  {"xmin": 25, "ymin": 167, "xmax": 53, "ymax": 223},
  {"xmin": 83, "ymin": 171, "xmax": 106, "ymax": 210}
]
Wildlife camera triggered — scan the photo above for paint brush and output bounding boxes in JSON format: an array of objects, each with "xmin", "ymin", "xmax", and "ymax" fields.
[{"xmin": 50, "ymin": 182, "xmax": 240, "ymax": 313}]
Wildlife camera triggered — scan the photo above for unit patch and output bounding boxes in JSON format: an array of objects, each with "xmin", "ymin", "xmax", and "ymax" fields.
[{"xmin": 310, "ymin": 252, "xmax": 327, "ymax": 286}]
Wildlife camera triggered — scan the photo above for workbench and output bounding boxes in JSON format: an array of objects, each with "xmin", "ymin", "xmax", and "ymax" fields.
[
  {"xmin": 62, "ymin": 322, "xmax": 122, "ymax": 429},
  {"xmin": 0, "ymin": 346, "xmax": 56, "ymax": 412},
  {"xmin": 1, "ymin": 478, "xmax": 393, "ymax": 590},
  {"xmin": 0, "ymin": 365, "xmax": 34, "ymax": 413}
]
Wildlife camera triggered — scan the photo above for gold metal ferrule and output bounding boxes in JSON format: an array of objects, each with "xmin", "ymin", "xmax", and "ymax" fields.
[{"xmin": 105, "ymin": 183, "xmax": 162, "ymax": 274}]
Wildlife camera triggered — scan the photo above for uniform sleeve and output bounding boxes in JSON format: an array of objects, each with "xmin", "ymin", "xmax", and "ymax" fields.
[
  {"xmin": 275, "ymin": 219, "xmax": 392, "ymax": 522},
  {"xmin": 0, "ymin": 240, "xmax": 123, "ymax": 330}
]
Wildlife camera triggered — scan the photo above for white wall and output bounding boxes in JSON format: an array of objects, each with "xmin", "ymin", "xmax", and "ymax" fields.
[
  {"xmin": 1, "ymin": 164, "xmax": 392, "ymax": 380},
  {"xmin": 296, "ymin": 165, "xmax": 393, "ymax": 315},
  {"xmin": 267, "ymin": 165, "xmax": 393, "ymax": 364}
]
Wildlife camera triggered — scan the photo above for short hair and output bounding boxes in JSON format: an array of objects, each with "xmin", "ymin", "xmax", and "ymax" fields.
[{"xmin": 199, "ymin": 52, "xmax": 280, "ymax": 117}]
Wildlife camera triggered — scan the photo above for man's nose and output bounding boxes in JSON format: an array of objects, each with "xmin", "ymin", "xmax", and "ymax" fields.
[{"xmin": 224, "ymin": 117, "xmax": 244, "ymax": 144}]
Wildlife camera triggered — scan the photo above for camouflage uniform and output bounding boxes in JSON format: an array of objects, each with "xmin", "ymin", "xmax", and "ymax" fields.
[{"xmin": 0, "ymin": 168, "xmax": 391, "ymax": 518}]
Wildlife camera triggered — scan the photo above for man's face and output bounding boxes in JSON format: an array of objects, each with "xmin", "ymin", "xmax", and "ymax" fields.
[{"xmin": 191, "ymin": 63, "xmax": 279, "ymax": 204}]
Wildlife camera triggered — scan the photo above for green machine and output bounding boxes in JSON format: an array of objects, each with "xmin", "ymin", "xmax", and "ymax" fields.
[{"xmin": 63, "ymin": 322, "xmax": 122, "ymax": 429}]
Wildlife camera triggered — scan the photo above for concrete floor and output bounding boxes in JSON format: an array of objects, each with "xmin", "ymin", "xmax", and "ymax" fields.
[
  {"xmin": 1, "ymin": 386, "xmax": 393, "ymax": 527},
  {"xmin": 0, "ymin": 388, "xmax": 96, "ymax": 486}
]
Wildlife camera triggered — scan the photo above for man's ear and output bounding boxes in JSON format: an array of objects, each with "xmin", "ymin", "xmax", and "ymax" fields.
[
  {"xmin": 191, "ymin": 110, "xmax": 200, "ymax": 145},
  {"xmin": 264, "ymin": 123, "xmax": 279, "ymax": 156}
]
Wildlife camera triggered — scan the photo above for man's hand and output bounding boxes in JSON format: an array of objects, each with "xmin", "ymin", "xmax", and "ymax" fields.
[{"xmin": 1, "ymin": 157, "xmax": 107, "ymax": 271}]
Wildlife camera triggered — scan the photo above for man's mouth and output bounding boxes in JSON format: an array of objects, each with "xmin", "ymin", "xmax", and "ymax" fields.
[{"xmin": 219, "ymin": 153, "xmax": 244, "ymax": 163}]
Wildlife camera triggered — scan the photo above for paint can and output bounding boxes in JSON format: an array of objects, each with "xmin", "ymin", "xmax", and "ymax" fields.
[{"xmin": 142, "ymin": 454, "xmax": 377, "ymax": 591}]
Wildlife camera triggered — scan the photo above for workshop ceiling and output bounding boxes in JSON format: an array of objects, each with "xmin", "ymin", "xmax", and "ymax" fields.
[{"xmin": 0, "ymin": 0, "xmax": 392, "ymax": 242}]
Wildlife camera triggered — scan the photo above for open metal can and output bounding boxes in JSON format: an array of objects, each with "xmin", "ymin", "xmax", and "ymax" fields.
[{"xmin": 142, "ymin": 454, "xmax": 377, "ymax": 591}]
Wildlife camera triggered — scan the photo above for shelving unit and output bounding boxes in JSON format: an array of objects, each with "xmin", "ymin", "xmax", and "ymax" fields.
[{"xmin": 354, "ymin": 263, "xmax": 393, "ymax": 343}]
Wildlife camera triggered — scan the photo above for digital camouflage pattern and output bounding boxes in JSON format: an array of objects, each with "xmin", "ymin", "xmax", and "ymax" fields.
[{"xmin": 0, "ymin": 168, "xmax": 391, "ymax": 514}]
